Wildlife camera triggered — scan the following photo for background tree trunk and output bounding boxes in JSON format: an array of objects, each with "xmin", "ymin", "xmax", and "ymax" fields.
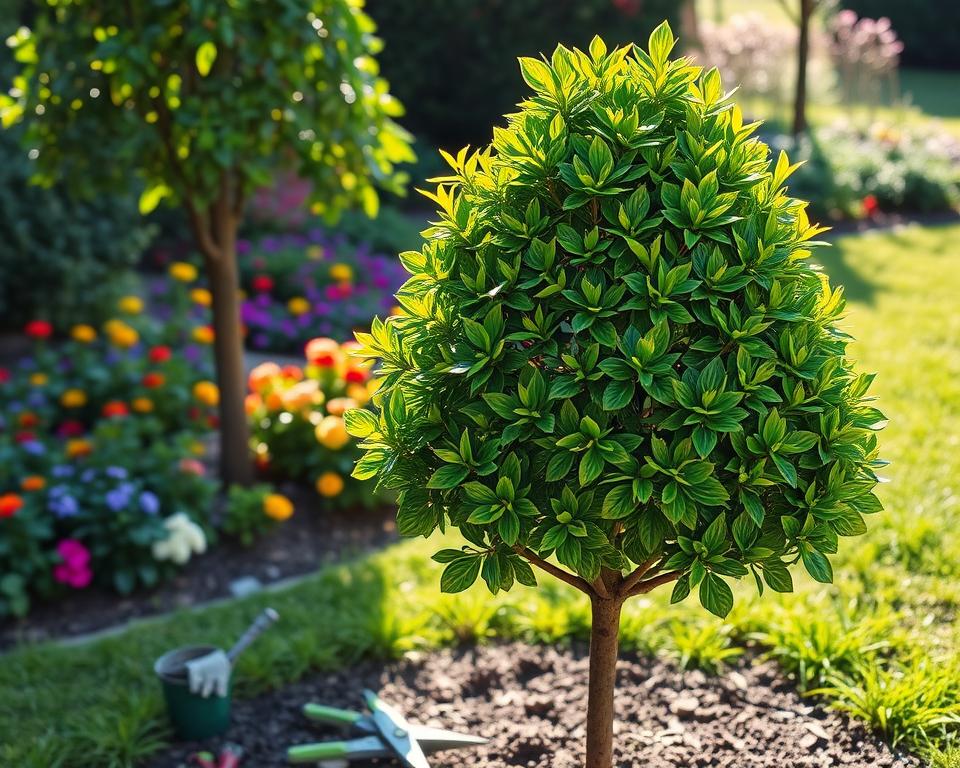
[
  {"xmin": 206, "ymin": 200, "xmax": 253, "ymax": 487},
  {"xmin": 792, "ymin": 0, "xmax": 813, "ymax": 138},
  {"xmin": 585, "ymin": 596, "xmax": 623, "ymax": 768}
]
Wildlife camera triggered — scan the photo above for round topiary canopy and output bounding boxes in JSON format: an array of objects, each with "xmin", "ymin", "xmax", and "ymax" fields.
[{"xmin": 347, "ymin": 23, "xmax": 884, "ymax": 619}]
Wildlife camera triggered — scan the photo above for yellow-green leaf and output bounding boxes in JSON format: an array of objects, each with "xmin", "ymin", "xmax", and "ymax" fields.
[{"xmin": 196, "ymin": 41, "xmax": 217, "ymax": 77}]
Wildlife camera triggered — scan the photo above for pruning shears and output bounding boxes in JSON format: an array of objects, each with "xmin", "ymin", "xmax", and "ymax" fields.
[{"xmin": 287, "ymin": 690, "xmax": 487, "ymax": 767}]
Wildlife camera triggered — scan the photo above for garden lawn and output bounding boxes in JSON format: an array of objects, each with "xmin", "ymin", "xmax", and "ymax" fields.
[{"xmin": 2, "ymin": 221, "xmax": 960, "ymax": 767}]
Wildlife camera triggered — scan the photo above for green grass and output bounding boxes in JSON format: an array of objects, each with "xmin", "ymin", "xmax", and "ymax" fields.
[{"xmin": 2, "ymin": 222, "xmax": 960, "ymax": 766}]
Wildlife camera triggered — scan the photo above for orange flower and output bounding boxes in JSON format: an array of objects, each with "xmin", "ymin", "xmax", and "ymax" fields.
[
  {"xmin": 325, "ymin": 397, "xmax": 358, "ymax": 417},
  {"xmin": 244, "ymin": 393, "xmax": 263, "ymax": 415},
  {"xmin": 106, "ymin": 321, "xmax": 139, "ymax": 348},
  {"xmin": 315, "ymin": 472, "xmax": 344, "ymax": 498},
  {"xmin": 193, "ymin": 380, "xmax": 220, "ymax": 407},
  {"xmin": 70, "ymin": 324, "xmax": 97, "ymax": 343},
  {"xmin": 61, "ymin": 389, "xmax": 88, "ymax": 408},
  {"xmin": 315, "ymin": 415, "xmax": 349, "ymax": 450},
  {"xmin": 192, "ymin": 325, "xmax": 215, "ymax": 344},
  {"xmin": 265, "ymin": 391, "xmax": 284, "ymax": 411},
  {"xmin": 287, "ymin": 297, "xmax": 310, "ymax": 316},
  {"xmin": 346, "ymin": 383, "xmax": 371, "ymax": 406},
  {"xmin": 190, "ymin": 288, "xmax": 212, "ymax": 307},
  {"xmin": 248, "ymin": 362, "xmax": 281, "ymax": 392},
  {"xmin": 29, "ymin": 372, "xmax": 48, "ymax": 387},
  {"xmin": 20, "ymin": 476, "xmax": 45, "ymax": 492},
  {"xmin": 0, "ymin": 493, "xmax": 23, "ymax": 518},
  {"xmin": 66, "ymin": 439, "xmax": 93, "ymax": 458},
  {"xmin": 329, "ymin": 263, "xmax": 353, "ymax": 282},
  {"xmin": 18, "ymin": 412, "xmax": 39, "ymax": 428},
  {"xmin": 117, "ymin": 295, "xmax": 144, "ymax": 314},
  {"xmin": 169, "ymin": 261, "xmax": 198, "ymax": 282},
  {"xmin": 281, "ymin": 365, "xmax": 304, "ymax": 382},
  {"xmin": 263, "ymin": 493, "xmax": 294, "ymax": 521},
  {"xmin": 281, "ymin": 379, "xmax": 321, "ymax": 411},
  {"xmin": 132, "ymin": 397, "xmax": 154, "ymax": 413}
]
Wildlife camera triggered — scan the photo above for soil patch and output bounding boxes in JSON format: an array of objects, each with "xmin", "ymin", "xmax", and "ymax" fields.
[
  {"xmin": 150, "ymin": 641, "xmax": 918, "ymax": 768},
  {"xmin": 0, "ymin": 484, "xmax": 397, "ymax": 649}
]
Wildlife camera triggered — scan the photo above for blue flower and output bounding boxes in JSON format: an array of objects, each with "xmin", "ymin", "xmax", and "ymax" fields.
[
  {"xmin": 105, "ymin": 483, "xmax": 135, "ymax": 512},
  {"xmin": 139, "ymin": 491, "xmax": 160, "ymax": 516},
  {"xmin": 48, "ymin": 486, "xmax": 80, "ymax": 518},
  {"xmin": 22, "ymin": 440, "xmax": 46, "ymax": 456},
  {"xmin": 105, "ymin": 466, "xmax": 128, "ymax": 480},
  {"xmin": 52, "ymin": 465, "xmax": 74, "ymax": 478}
]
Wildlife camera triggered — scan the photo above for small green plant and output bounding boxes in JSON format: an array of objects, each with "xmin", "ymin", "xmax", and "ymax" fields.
[
  {"xmin": 221, "ymin": 484, "xmax": 289, "ymax": 546},
  {"xmin": 349, "ymin": 22, "xmax": 885, "ymax": 768}
]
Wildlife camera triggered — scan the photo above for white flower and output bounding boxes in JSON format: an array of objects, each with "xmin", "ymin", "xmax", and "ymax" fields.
[{"xmin": 152, "ymin": 513, "xmax": 207, "ymax": 565}]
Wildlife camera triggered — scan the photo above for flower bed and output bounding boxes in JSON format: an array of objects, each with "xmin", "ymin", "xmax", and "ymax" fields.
[
  {"xmin": 237, "ymin": 231, "xmax": 407, "ymax": 354},
  {"xmin": 247, "ymin": 337, "xmax": 381, "ymax": 508}
]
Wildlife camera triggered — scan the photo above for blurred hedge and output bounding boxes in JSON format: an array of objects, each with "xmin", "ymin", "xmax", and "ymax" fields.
[
  {"xmin": 368, "ymin": 0, "xmax": 679, "ymax": 149},
  {"xmin": 843, "ymin": 0, "xmax": 960, "ymax": 70}
]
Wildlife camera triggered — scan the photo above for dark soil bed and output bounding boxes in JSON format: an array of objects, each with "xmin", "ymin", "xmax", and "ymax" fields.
[
  {"xmin": 0, "ymin": 484, "xmax": 397, "ymax": 649},
  {"xmin": 150, "ymin": 641, "xmax": 917, "ymax": 768}
]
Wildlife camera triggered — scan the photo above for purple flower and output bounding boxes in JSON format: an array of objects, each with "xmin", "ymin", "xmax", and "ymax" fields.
[
  {"xmin": 81, "ymin": 468, "xmax": 96, "ymax": 482},
  {"xmin": 138, "ymin": 491, "xmax": 160, "ymax": 516},
  {"xmin": 22, "ymin": 440, "xmax": 46, "ymax": 456},
  {"xmin": 52, "ymin": 465, "xmax": 74, "ymax": 478},
  {"xmin": 105, "ymin": 483, "xmax": 135, "ymax": 512},
  {"xmin": 49, "ymin": 486, "xmax": 80, "ymax": 518},
  {"xmin": 105, "ymin": 466, "xmax": 128, "ymax": 480}
]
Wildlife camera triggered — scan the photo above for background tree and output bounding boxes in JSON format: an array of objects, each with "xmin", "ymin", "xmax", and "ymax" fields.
[
  {"xmin": 348, "ymin": 24, "xmax": 884, "ymax": 768},
  {"xmin": 1, "ymin": 0, "xmax": 414, "ymax": 484},
  {"xmin": 778, "ymin": 0, "xmax": 831, "ymax": 137}
]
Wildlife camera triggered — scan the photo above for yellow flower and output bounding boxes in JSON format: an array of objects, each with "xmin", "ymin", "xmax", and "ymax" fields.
[
  {"xmin": 117, "ymin": 295, "xmax": 144, "ymax": 314},
  {"xmin": 190, "ymin": 288, "xmax": 212, "ymax": 307},
  {"xmin": 190, "ymin": 441, "xmax": 206, "ymax": 456},
  {"xmin": 329, "ymin": 263, "xmax": 353, "ymax": 282},
  {"xmin": 192, "ymin": 326, "xmax": 215, "ymax": 344},
  {"xmin": 307, "ymin": 245, "xmax": 324, "ymax": 260},
  {"xmin": 70, "ymin": 324, "xmax": 97, "ymax": 343},
  {"xmin": 193, "ymin": 380, "xmax": 219, "ymax": 407},
  {"xmin": 29, "ymin": 372, "xmax": 48, "ymax": 387},
  {"xmin": 315, "ymin": 415, "xmax": 350, "ymax": 450},
  {"xmin": 132, "ymin": 397, "xmax": 154, "ymax": 413},
  {"xmin": 263, "ymin": 493, "xmax": 294, "ymax": 521},
  {"xmin": 66, "ymin": 439, "xmax": 93, "ymax": 458},
  {"xmin": 315, "ymin": 472, "xmax": 344, "ymax": 498},
  {"xmin": 107, "ymin": 321, "xmax": 139, "ymax": 348},
  {"xmin": 61, "ymin": 389, "xmax": 88, "ymax": 408},
  {"xmin": 287, "ymin": 297, "xmax": 310, "ymax": 316},
  {"xmin": 169, "ymin": 261, "xmax": 198, "ymax": 283}
]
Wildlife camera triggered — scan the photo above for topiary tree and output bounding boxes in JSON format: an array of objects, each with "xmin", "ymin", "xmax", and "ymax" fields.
[
  {"xmin": 347, "ymin": 22, "xmax": 884, "ymax": 768},
  {"xmin": 1, "ymin": 0, "xmax": 413, "ymax": 484}
]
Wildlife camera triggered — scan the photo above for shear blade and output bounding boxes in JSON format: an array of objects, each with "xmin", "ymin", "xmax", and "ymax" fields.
[{"xmin": 411, "ymin": 725, "xmax": 488, "ymax": 753}]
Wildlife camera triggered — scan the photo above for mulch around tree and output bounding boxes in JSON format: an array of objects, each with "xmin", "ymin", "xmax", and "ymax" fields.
[
  {"xmin": 150, "ymin": 641, "xmax": 918, "ymax": 768},
  {"xmin": 0, "ymin": 485, "xmax": 397, "ymax": 649}
]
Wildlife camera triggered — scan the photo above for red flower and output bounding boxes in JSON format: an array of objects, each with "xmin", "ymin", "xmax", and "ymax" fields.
[
  {"xmin": 14, "ymin": 431, "xmax": 36, "ymax": 444},
  {"xmin": 149, "ymin": 345, "xmax": 172, "ymax": 363},
  {"xmin": 0, "ymin": 367, "xmax": 10, "ymax": 384},
  {"xmin": 252, "ymin": 274, "xmax": 274, "ymax": 293},
  {"xmin": 863, "ymin": 194, "xmax": 879, "ymax": 217},
  {"xmin": 18, "ymin": 412, "xmax": 39, "ymax": 428},
  {"xmin": 207, "ymin": 414, "xmax": 220, "ymax": 428},
  {"xmin": 25, "ymin": 320, "xmax": 53, "ymax": 339},
  {"xmin": 57, "ymin": 420, "xmax": 85, "ymax": 438},
  {"xmin": 0, "ymin": 494, "xmax": 24, "ymax": 518},
  {"xmin": 142, "ymin": 372, "xmax": 165, "ymax": 389},
  {"xmin": 102, "ymin": 401, "xmax": 129, "ymax": 418},
  {"xmin": 281, "ymin": 365, "xmax": 304, "ymax": 381},
  {"xmin": 345, "ymin": 369, "xmax": 366, "ymax": 384}
]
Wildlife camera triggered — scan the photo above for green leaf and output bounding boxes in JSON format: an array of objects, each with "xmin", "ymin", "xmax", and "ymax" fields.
[
  {"xmin": 498, "ymin": 511, "xmax": 521, "ymax": 545},
  {"xmin": 602, "ymin": 379, "xmax": 636, "ymax": 411},
  {"xmin": 195, "ymin": 41, "xmax": 218, "ymax": 77},
  {"xmin": 601, "ymin": 485, "xmax": 636, "ymax": 520},
  {"xmin": 698, "ymin": 572, "xmax": 734, "ymax": 618},
  {"xmin": 801, "ymin": 548, "xmax": 833, "ymax": 583},
  {"xmin": 426, "ymin": 464, "xmax": 470, "ymax": 490},
  {"xmin": 139, "ymin": 184, "xmax": 171, "ymax": 215},
  {"xmin": 761, "ymin": 560, "xmax": 793, "ymax": 593},
  {"xmin": 440, "ymin": 556, "xmax": 482, "ymax": 593},
  {"xmin": 579, "ymin": 447, "xmax": 605, "ymax": 485},
  {"xmin": 344, "ymin": 408, "xmax": 378, "ymax": 438}
]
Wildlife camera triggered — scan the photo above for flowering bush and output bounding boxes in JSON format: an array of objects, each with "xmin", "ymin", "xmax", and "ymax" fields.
[
  {"xmin": 221, "ymin": 485, "xmax": 296, "ymax": 546},
  {"xmin": 773, "ymin": 118, "xmax": 960, "ymax": 219},
  {"xmin": 237, "ymin": 231, "xmax": 407, "ymax": 354},
  {"xmin": 246, "ymin": 339, "xmax": 380, "ymax": 507}
]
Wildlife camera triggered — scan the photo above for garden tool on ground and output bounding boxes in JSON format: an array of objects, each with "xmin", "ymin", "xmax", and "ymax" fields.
[
  {"xmin": 287, "ymin": 689, "xmax": 487, "ymax": 767},
  {"xmin": 181, "ymin": 607, "xmax": 279, "ymax": 697}
]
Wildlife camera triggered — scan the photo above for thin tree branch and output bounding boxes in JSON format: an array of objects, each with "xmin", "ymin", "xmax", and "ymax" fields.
[
  {"xmin": 627, "ymin": 570, "xmax": 681, "ymax": 598},
  {"xmin": 619, "ymin": 556, "xmax": 661, "ymax": 597},
  {"xmin": 592, "ymin": 575, "xmax": 612, "ymax": 600},
  {"xmin": 515, "ymin": 546, "xmax": 594, "ymax": 596}
]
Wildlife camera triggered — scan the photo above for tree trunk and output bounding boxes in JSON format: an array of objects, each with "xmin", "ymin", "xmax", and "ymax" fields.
[
  {"xmin": 680, "ymin": 0, "xmax": 701, "ymax": 49},
  {"xmin": 206, "ymin": 202, "xmax": 253, "ymax": 487},
  {"xmin": 585, "ymin": 596, "xmax": 623, "ymax": 768},
  {"xmin": 792, "ymin": 0, "xmax": 813, "ymax": 138}
]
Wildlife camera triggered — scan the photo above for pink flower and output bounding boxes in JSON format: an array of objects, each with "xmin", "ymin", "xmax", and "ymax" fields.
[
  {"xmin": 178, "ymin": 457, "xmax": 206, "ymax": 476},
  {"xmin": 53, "ymin": 539, "xmax": 92, "ymax": 589}
]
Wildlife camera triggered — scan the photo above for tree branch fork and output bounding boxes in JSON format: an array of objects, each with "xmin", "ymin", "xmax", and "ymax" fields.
[{"xmin": 514, "ymin": 546, "xmax": 680, "ymax": 603}]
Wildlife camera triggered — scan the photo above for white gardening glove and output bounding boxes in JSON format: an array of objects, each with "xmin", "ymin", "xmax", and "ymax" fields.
[{"xmin": 186, "ymin": 649, "xmax": 231, "ymax": 698}]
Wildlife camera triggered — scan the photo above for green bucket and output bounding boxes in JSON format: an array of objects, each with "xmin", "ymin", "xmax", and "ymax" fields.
[{"xmin": 154, "ymin": 645, "xmax": 232, "ymax": 741}]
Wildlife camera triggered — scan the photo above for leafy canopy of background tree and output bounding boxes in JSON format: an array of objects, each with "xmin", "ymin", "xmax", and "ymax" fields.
[
  {"xmin": 1, "ymin": 0, "xmax": 414, "ymax": 225},
  {"xmin": 347, "ymin": 24, "xmax": 885, "ymax": 618}
]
